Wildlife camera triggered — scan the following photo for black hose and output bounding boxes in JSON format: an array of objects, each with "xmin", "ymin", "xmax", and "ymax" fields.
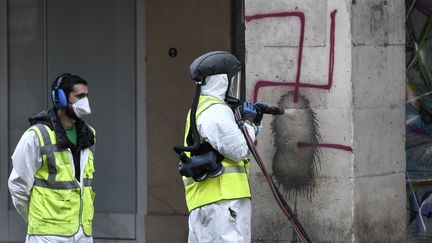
[
  {"xmin": 173, "ymin": 83, "xmax": 202, "ymax": 154},
  {"xmin": 234, "ymin": 108, "xmax": 312, "ymax": 243}
]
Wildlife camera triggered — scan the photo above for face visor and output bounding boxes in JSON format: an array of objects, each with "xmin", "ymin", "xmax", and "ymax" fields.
[{"xmin": 225, "ymin": 71, "xmax": 241, "ymax": 104}]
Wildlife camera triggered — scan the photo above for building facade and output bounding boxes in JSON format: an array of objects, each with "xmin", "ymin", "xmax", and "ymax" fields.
[{"xmin": 0, "ymin": 0, "xmax": 412, "ymax": 242}]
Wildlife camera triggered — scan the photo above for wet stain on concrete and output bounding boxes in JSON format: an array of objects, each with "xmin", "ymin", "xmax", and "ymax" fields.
[{"xmin": 272, "ymin": 92, "xmax": 321, "ymax": 196}]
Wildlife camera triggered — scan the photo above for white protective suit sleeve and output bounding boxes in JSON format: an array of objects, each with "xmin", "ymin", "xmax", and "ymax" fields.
[
  {"xmin": 8, "ymin": 130, "xmax": 42, "ymax": 223},
  {"xmin": 197, "ymin": 103, "xmax": 256, "ymax": 162}
]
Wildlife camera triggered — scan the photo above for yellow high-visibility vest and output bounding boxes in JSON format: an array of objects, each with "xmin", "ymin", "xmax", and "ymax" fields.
[
  {"xmin": 183, "ymin": 95, "xmax": 251, "ymax": 212},
  {"xmin": 27, "ymin": 124, "xmax": 96, "ymax": 236}
]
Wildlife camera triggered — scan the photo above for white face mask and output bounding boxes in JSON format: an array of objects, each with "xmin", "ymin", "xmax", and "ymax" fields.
[{"xmin": 72, "ymin": 97, "xmax": 92, "ymax": 118}]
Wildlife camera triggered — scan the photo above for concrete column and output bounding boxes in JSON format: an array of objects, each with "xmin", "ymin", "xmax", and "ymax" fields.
[
  {"xmin": 245, "ymin": 0, "xmax": 405, "ymax": 242},
  {"xmin": 352, "ymin": 0, "xmax": 405, "ymax": 242}
]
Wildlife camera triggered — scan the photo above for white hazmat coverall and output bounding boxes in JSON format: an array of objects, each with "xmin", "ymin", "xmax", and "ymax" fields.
[{"xmin": 188, "ymin": 74, "xmax": 258, "ymax": 243}]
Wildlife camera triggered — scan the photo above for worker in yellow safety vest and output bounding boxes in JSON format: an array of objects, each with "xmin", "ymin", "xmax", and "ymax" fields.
[
  {"xmin": 175, "ymin": 51, "xmax": 263, "ymax": 243},
  {"xmin": 8, "ymin": 73, "xmax": 96, "ymax": 243}
]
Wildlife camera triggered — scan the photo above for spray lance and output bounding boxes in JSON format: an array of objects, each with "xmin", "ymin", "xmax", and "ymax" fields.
[{"xmin": 235, "ymin": 103, "xmax": 313, "ymax": 243}]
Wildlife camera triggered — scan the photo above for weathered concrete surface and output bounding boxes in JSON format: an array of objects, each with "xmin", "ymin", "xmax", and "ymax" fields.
[
  {"xmin": 352, "ymin": 46, "xmax": 406, "ymax": 110},
  {"xmin": 353, "ymin": 106, "xmax": 405, "ymax": 176},
  {"xmin": 246, "ymin": 0, "xmax": 405, "ymax": 242},
  {"xmin": 354, "ymin": 173, "xmax": 406, "ymax": 243},
  {"xmin": 351, "ymin": 0, "xmax": 405, "ymax": 46},
  {"xmin": 351, "ymin": 1, "xmax": 406, "ymax": 242},
  {"xmin": 246, "ymin": 0, "xmax": 354, "ymax": 242},
  {"xmin": 252, "ymin": 175, "xmax": 354, "ymax": 242}
]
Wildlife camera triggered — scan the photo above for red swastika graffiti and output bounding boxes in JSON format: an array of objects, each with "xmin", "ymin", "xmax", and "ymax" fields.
[
  {"xmin": 246, "ymin": 10, "xmax": 337, "ymax": 103},
  {"xmin": 246, "ymin": 10, "xmax": 353, "ymax": 152}
]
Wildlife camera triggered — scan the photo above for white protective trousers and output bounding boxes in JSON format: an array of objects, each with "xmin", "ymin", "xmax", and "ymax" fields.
[
  {"xmin": 188, "ymin": 198, "xmax": 251, "ymax": 243},
  {"xmin": 25, "ymin": 226, "xmax": 92, "ymax": 243}
]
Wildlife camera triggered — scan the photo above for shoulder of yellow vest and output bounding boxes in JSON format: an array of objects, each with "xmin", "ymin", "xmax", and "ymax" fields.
[
  {"xmin": 200, "ymin": 95, "xmax": 223, "ymax": 102},
  {"xmin": 27, "ymin": 123, "xmax": 51, "ymax": 134}
]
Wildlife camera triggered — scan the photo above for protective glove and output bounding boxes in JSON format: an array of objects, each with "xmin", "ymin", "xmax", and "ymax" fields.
[
  {"xmin": 240, "ymin": 102, "xmax": 256, "ymax": 121},
  {"xmin": 252, "ymin": 102, "xmax": 264, "ymax": 126},
  {"xmin": 240, "ymin": 102, "xmax": 263, "ymax": 126}
]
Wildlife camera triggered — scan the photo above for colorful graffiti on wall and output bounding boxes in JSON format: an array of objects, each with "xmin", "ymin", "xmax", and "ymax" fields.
[
  {"xmin": 406, "ymin": 0, "xmax": 432, "ymax": 241},
  {"xmin": 246, "ymin": 10, "xmax": 352, "ymax": 196}
]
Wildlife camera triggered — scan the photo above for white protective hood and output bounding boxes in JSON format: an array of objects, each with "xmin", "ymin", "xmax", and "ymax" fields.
[
  {"xmin": 201, "ymin": 74, "xmax": 229, "ymax": 101},
  {"xmin": 196, "ymin": 74, "xmax": 256, "ymax": 162}
]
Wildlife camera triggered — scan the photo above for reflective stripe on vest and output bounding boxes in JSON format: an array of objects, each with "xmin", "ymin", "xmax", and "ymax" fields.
[
  {"xmin": 183, "ymin": 165, "xmax": 247, "ymax": 187},
  {"xmin": 183, "ymin": 95, "xmax": 251, "ymax": 212},
  {"xmin": 27, "ymin": 124, "xmax": 95, "ymax": 236},
  {"xmin": 34, "ymin": 124, "xmax": 57, "ymax": 182}
]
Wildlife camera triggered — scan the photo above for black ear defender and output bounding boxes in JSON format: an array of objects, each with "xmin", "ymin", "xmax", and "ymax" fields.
[{"xmin": 51, "ymin": 73, "xmax": 71, "ymax": 108}]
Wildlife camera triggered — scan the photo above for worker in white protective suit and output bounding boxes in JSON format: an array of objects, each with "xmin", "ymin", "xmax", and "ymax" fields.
[
  {"xmin": 174, "ymin": 51, "xmax": 263, "ymax": 243},
  {"xmin": 8, "ymin": 73, "xmax": 96, "ymax": 243}
]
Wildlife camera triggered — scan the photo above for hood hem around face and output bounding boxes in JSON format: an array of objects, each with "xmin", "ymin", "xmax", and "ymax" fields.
[{"xmin": 201, "ymin": 74, "xmax": 229, "ymax": 102}]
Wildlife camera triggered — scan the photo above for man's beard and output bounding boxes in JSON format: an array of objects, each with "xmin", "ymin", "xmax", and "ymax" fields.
[{"xmin": 65, "ymin": 106, "xmax": 79, "ymax": 120}]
